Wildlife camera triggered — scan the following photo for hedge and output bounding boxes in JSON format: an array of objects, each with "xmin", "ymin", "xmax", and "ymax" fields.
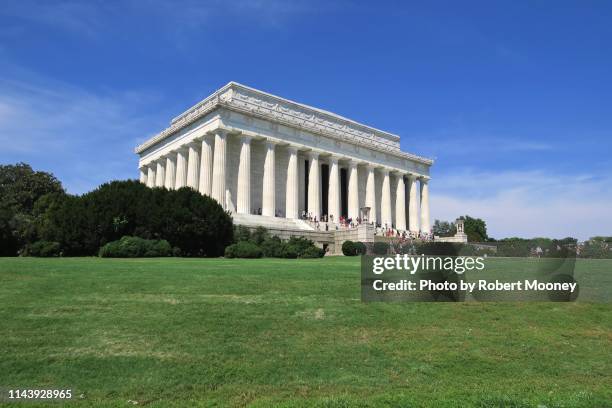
[
  {"xmin": 226, "ymin": 233, "xmax": 324, "ymax": 259},
  {"xmin": 342, "ymin": 240, "xmax": 366, "ymax": 256},
  {"xmin": 36, "ymin": 180, "xmax": 233, "ymax": 257},
  {"xmin": 299, "ymin": 246, "xmax": 325, "ymax": 258},
  {"xmin": 98, "ymin": 236, "xmax": 173, "ymax": 257},
  {"xmin": 372, "ymin": 241, "xmax": 389, "ymax": 255},
  {"xmin": 23, "ymin": 240, "xmax": 61, "ymax": 257},
  {"xmin": 225, "ymin": 241, "xmax": 263, "ymax": 258}
]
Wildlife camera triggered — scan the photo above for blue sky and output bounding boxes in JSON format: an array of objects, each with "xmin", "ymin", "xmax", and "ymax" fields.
[{"xmin": 1, "ymin": 0, "xmax": 611, "ymax": 239}]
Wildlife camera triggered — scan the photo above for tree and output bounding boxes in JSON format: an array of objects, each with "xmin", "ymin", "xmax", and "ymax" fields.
[
  {"xmin": 37, "ymin": 180, "xmax": 234, "ymax": 256},
  {"xmin": 0, "ymin": 163, "xmax": 65, "ymax": 255},
  {"xmin": 432, "ymin": 219, "xmax": 455, "ymax": 237},
  {"xmin": 0, "ymin": 204, "xmax": 18, "ymax": 256},
  {"xmin": 496, "ymin": 237, "xmax": 531, "ymax": 257},
  {"xmin": 0, "ymin": 163, "xmax": 63, "ymax": 213},
  {"xmin": 459, "ymin": 215, "xmax": 488, "ymax": 242},
  {"xmin": 579, "ymin": 237, "xmax": 612, "ymax": 259}
]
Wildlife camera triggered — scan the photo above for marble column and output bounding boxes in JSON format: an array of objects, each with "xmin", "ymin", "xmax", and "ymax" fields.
[
  {"xmin": 155, "ymin": 161, "xmax": 165, "ymax": 187},
  {"xmin": 198, "ymin": 135, "xmax": 213, "ymax": 196},
  {"xmin": 408, "ymin": 174, "xmax": 419, "ymax": 233},
  {"xmin": 348, "ymin": 161, "xmax": 359, "ymax": 220},
  {"xmin": 285, "ymin": 146, "xmax": 299, "ymax": 219},
  {"xmin": 262, "ymin": 141, "xmax": 276, "ymax": 217},
  {"xmin": 236, "ymin": 135, "xmax": 251, "ymax": 214},
  {"xmin": 420, "ymin": 177, "xmax": 430, "ymax": 233},
  {"xmin": 175, "ymin": 149, "xmax": 188, "ymax": 189},
  {"xmin": 395, "ymin": 174, "xmax": 407, "ymax": 231},
  {"xmin": 146, "ymin": 166, "xmax": 155, "ymax": 188},
  {"xmin": 186, "ymin": 144, "xmax": 200, "ymax": 190},
  {"xmin": 211, "ymin": 131, "xmax": 227, "ymax": 208},
  {"xmin": 139, "ymin": 168, "xmax": 147, "ymax": 184},
  {"xmin": 365, "ymin": 164, "xmax": 376, "ymax": 224},
  {"xmin": 307, "ymin": 152, "xmax": 320, "ymax": 220},
  {"xmin": 164, "ymin": 155, "xmax": 176, "ymax": 189},
  {"xmin": 381, "ymin": 169, "xmax": 392, "ymax": 228},
  {"xmin": 327, "ymin": 156, "xmax": 340, "ymax": 222}
]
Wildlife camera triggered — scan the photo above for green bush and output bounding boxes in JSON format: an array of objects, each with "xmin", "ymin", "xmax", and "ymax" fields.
[
  {"xmin": 342, "ymin": 240, "xmax": 357, "ymax": 256},
  {"xmin": 23, "ymin": 240, "xmax": 61, "ymax": 257},
  {"xmin": 415, "ymin": 242, "xmax": 464, "ymax": 256},
  {"xmin": 280, "ymin": 236, "xmax": 321, "ymax": 258},
  {"xmin": 299, "ymin": 246, "xmax": 325, "ymax": 258},
  {"xmin": 261, "ymin": 236, "xmax": 283, "ymax": 257},
  {"xmin": 372, "ymin": 241, "xmax": 388, "ymax": 255},
  {"xmin": 354, "ymin": 241, "xmax": 367, "ymax": 255},
  {"xmin": 227, "ymin": 231, "xmax": 322, "ymax": 259},
  {"xmin": 224, "ymin": 227, "xmax": 323, "ymax": 259},
  {"xmin": 250, "ymin": 226, "xmax": 269, "ymax": 245},
  {"xmin": 98, "ymin": 236, "xmax": 172, "ymax": 258},
  {"xmin": 286, "ymin": 236, "xmax": 316, "ymax": 256},
  {"xmin": 279, "ymin": 244, "xmax": 298, "ymax": 259},
  {"xmin": 343, "ymin": 240, "xmax": 366, "ymax": 256},
  {"xmin": 224, "ymin": 241, "xmax": 263, "ymax": 258},
  {"xmin": 233, "ymin": 225, "xmax": 252, "ymax": 243}
]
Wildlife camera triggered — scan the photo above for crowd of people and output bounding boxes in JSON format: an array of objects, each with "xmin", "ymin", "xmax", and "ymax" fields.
[
  {"xmin": 376, "ymin": 226, "xmax": 433, "ymax": 241},
  {"xmin": 299, "ymin": 210, "xmax": 433, "ymax": 240}
]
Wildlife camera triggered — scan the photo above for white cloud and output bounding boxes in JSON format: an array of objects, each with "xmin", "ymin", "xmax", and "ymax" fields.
[
  {"xmin": 431, "ymin": 169, "xmax": 612, "ymax": 240},
  {"xmin": 405, "ymin": 134, "xmax": 556, "ymax": 163},
  {"xmin": 0, "ymin": 0, "xmax": 325, "ymax": 40},
  {"xmin": 0, "ymin": 73, "xmax": 167, "ymax": 194},
  {"xmin": 0, "ymin": 1, "xmax": 109, "ymax": 37}
]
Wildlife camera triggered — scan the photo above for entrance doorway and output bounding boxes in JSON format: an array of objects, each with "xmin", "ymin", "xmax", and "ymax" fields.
[
  {"xmin": 340, "ymin": 168, "xmax": 348, "ymax": 218},
  {"xmin": 321, "ymin": 164, "xmax": 329, "ymax": 217}
]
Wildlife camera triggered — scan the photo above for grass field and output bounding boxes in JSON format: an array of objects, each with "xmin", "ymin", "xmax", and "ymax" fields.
[{"xmin": 0, "ymin": 257, "xmax": 610, "ymax": 407}]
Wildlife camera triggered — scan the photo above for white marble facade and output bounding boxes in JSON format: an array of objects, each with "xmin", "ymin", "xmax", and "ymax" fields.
[{"xmin": 136, "ymin": 82, "xmax": 433, "ymax": 233}]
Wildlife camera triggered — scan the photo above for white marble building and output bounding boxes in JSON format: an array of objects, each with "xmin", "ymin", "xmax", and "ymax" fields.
[{"xmin": 136, "ymin": 82, "xmax": 433, "ymax": 234}]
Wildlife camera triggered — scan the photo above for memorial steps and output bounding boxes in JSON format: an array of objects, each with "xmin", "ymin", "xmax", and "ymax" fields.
[{"xmin": 231, "ymin": 213, "xmax": 315, "ymax": 231}]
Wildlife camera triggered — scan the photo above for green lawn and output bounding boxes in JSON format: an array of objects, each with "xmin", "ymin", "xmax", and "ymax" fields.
[{"xmin": 0, "ymin": 257, "xmax": 610, "ymax": 407}]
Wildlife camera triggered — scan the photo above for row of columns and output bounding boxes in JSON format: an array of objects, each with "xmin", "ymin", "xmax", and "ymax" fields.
[{"xmin": 139, "ymin": 131, "xmax": 431, "ymax": 233}]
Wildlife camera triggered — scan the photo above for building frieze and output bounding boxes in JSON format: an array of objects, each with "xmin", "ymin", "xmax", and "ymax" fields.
[{"xmin": 135, "ymin": 82, "xmax": 433, "ymax": 167}]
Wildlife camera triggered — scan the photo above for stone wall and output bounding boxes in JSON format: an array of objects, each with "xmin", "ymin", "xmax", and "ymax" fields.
[
  {"xmin": 240, "ymin": 223, "xmax": 376, "ymax": 256},
  {"xmin": 333, "ymin": 224, "xmax": 375, "ymax": 255}
]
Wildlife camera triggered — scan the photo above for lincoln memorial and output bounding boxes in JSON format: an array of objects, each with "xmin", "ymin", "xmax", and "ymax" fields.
[{"xmin": 136, "ymin": 82, "xmax": 433, "ymax": 248}]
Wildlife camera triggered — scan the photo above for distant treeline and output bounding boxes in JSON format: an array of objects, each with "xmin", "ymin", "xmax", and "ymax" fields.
[{"xmin": 434, "ymin": 217, "xmax": 611, "ymax": 259}]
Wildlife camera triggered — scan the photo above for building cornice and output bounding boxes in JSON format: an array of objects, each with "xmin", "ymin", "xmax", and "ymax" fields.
[{"xmin": 135, "ymin": 82, "xmax": 434, "ymax": 166}]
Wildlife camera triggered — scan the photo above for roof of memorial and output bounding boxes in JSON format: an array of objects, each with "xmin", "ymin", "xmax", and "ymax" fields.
[{"xmin": 135, "ymin": 82, "xmax": 433, "ymax": 166}]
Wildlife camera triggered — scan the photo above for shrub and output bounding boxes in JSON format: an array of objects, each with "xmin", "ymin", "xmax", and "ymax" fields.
[
  {"xmin": 261, "ymin": 236, "xmax": 284, "ymax": 257},
  {"xmin": 281, "ymin": 236, "xmax": 321, "ymax": 258},
  {"xmin": 98, "ymin": 236, "xmax": 172, "ymax": 257},
  {"xmin": 225, "ymin": 241, "xmax": 263, "ymax": 258},
  {"xmin": 415, "ymin": 242, "xmax": 464, "ymax": 256},
  {"xmin": 343, "ymin": 240, "xmax": 367, "ymax": 256},
  {"xmin": 23, "ymin": 240, "xmax": 61, "ymax": 257},
  {"xmin": 225, "ymin": 227, "xmax": 323, "ymax": 259},
  {"xmin": 342, "ymin": 240, "xmax": 357, "ymax": 256},
  {"xmin": 279, "ymin": 244, "xmax": 298, "ymax": 259},
  {"xmin": 286, "ymin": 236, "xmax": 316, "ymax": 255},
  {"xmin": 149, "ymin": 239, "xmax": 173, "ymax": 257},
  {"xmin": 354, "ymin": 241, "xmax": 367, "ymax": 255},
  {"xmin": 299, "ymin": 246, "xmax": 325, "ymax": 258},
  {"xmin": 250, "ymin": 226, "xmax": 269, "ymax": 245},
  {"xmin": 233, "ymin": 225, "xmax": 252, "ymax": 243},
  {"xmin": 372, "ymin": 241, "xmax": 389, "ymax": 255}
]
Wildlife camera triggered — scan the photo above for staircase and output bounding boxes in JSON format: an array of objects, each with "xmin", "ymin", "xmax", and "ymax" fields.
[{"xmin": 231, "ymin": 213, "xmax": 315, "ymax": 231}]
